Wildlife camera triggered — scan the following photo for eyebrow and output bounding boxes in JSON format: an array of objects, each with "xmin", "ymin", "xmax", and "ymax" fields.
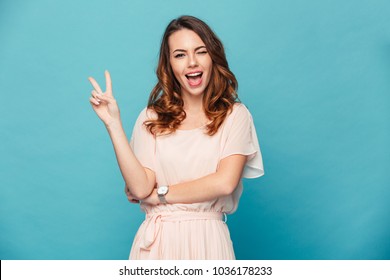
[{"xmin": 173, "ymin": 46, "xmax": 207, "ymax": 53}]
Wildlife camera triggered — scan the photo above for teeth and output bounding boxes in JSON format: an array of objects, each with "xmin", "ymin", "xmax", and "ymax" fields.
[{"xmin": 187, "ymin": 72, "xmax": 202, "ymax": 77}]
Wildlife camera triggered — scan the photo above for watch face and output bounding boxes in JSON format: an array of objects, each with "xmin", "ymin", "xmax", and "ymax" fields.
[{"xmin": 157, "ymin": 186, "xmax": 168, "ymax": 195}]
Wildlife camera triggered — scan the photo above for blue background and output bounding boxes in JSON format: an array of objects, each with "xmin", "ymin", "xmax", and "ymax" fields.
[{"xmin": 1, "ymin": 0, "xmax": 389, "ymax": 260}]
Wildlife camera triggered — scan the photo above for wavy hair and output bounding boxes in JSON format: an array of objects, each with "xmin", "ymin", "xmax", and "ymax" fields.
[{"xmin": 145, "ymin": 15, "xmax": 239, "ymax": 136}]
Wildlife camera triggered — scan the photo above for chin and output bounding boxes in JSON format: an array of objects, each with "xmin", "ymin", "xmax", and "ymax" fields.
[
  {"xmin": 180, "ymin": 79, "xmax": 210, "ymax": 98},
  {"xmin": 183, "ymin": 87, "xmax": 206, "ymax": 97}
]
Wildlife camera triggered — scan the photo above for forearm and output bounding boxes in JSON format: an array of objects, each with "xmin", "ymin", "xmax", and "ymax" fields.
[
  {"xmin": 165, "ymin": 172, "xmax": 235, "ymax": 204},
  {"xmin": 155, "ymin": 155, "xmax": 247, "ymax": 205},
  {"xmin": 106, "ymin": 121, "xmax": 154, "ymax": 199}
]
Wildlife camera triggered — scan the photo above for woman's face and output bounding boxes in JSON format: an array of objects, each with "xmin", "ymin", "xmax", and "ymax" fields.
[{"xmin": 168, "ymin": 29, "xmax": 213, "ymax": 99}]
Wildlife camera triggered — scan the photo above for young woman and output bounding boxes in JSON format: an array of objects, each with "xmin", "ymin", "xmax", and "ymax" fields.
[{"xmin": 88, "ymin": 15, "xmax": 264, "ymax": 260}]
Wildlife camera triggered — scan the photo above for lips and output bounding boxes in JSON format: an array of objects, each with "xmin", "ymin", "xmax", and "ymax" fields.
[{"xmin": 185, "ymin": 71, "xmax": 203, "ymax": 87}]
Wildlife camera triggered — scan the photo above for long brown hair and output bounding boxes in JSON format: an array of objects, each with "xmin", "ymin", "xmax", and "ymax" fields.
[{"xmin": 145, "ymin": 15, "xmax": 239, "ymax": 136}]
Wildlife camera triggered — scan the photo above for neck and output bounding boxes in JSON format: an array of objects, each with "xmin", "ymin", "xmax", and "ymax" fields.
[{"xmin": 182, "ymin": 94, "xmax": 204, "ymax": 114}]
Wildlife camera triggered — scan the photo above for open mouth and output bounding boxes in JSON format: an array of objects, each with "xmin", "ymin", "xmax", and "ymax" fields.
[
  {"xmin": 185, "ymin": 71, "xmax": 203, "ymax": 79},
  {"xmin": 185, "ymin": 71, "xmax": 203, "ymax": 87}
]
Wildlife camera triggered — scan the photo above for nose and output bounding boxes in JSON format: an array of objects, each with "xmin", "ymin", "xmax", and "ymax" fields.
[{"xmin": 188, "ymin": 53, "xmax": 198, "ymax": 68}]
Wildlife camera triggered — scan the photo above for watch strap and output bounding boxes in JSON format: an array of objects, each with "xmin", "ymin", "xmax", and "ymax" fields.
[
  {"xmin": 157, "ymin": 185, "xmax": 169, "ymax": 204},
  {"xmin": 158, "ymin": 193, "xmax": 168, "ymax": 204}
]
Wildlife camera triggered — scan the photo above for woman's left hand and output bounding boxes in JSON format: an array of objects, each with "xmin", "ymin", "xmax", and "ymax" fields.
[
  {"xmin": 125, "ymin": 186, "xmax": 140, "ymax": 204},
  {"xmin": 140, "ymin": 188, "xmax": 160, "ymax": 206}
]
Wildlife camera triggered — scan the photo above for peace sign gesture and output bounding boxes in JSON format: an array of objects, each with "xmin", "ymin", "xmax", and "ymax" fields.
[{"xmin": 88, "ymin": 70, "xmax": 121, "ymax": 127}]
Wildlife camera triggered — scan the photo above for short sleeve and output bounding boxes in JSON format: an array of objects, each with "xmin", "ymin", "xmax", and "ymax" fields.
[
  {"xmin": 129, "ymin": 108, "xmax": 156, "ymax": 171},
  {"xmin": 220, "ymin": 104, "xmax": 264, "ymax": 178}
]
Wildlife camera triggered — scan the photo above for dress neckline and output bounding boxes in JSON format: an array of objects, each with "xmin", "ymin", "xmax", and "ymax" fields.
[{"xmin": 176, "ymin": 124, "xmax": 207, "ymax": 132}]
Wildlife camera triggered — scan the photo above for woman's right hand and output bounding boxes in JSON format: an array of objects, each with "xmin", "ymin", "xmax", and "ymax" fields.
[{"xmin": 88, "ymin": 70, "xmax": 121, "ymax": 127}]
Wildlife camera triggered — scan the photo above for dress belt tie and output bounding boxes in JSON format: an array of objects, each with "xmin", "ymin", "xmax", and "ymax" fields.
[{"xmin": 139, "ymin": 211, "xmax": 226, "ymax": 258}]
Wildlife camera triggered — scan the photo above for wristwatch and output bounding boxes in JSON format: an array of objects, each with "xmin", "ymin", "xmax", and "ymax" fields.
[{"xmin": 157, "ymin": 185, "xmax": 169, "ymax": 204}]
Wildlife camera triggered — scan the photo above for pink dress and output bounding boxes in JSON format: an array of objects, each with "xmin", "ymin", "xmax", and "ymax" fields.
[{"xmin": 129, "ymin": 103, "xmax": 264, "ymax": 259}]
